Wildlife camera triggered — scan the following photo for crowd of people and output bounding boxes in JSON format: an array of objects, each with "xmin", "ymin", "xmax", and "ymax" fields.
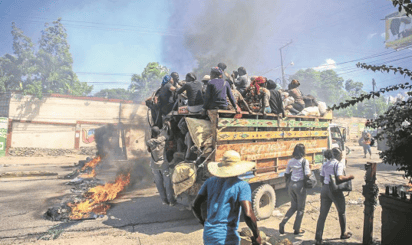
[
  {"xmin": 144, "ymin": 62, "xmax": 353, "ymax": 245},
  {"xmin": 146, "ymin": 62, "xmax": 328, "ymax": 128},
  {"xmin": 146, "ymin": 125, "xmax": 354, "ymax": 245}
]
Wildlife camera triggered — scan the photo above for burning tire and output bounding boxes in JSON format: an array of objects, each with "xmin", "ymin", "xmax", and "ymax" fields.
[{"xmin": 252, "ymin": 184, "xmax": 276, "ymax": 220}]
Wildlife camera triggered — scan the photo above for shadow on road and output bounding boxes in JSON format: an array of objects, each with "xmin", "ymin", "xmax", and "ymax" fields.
[{"xmin": 103, "ymin": 195, "xmax": 201, "ymax": 235}]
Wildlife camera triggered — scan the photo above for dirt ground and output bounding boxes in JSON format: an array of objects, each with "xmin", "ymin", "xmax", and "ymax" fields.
[{"xmin": 0, "ymin": 143, "xmax": 406, "ymax": 245}]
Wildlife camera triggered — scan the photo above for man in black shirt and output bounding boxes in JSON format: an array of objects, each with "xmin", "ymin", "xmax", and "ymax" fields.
[
  {"xmin": 267, "ymin": 79, "xmax": 285, "ymax": 117},
  {"xmin": 158, "ymin": 75, "xmax": 176, "ymax": 117},
  {"xmin": 202, "ymin": 67, "xmax": 240, "ymax": 114},
  {"xmin": 177, "ymin": 72, "xmax": 204, "ymax": 113}
]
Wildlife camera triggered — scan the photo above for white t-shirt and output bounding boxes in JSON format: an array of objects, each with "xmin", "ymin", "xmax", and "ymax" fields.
[
  {"xmin": 285, "ymin": 158, "xmax": 311, "ymax": 182},
  {"xmin": 320, "ymin": 159, "xmax": 344, "ymax": 184}
]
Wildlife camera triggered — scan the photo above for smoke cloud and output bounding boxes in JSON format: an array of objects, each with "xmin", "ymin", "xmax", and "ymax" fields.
[{"xmin": 162, "ymin": 0, "xmax": 279, "ymax": 77}]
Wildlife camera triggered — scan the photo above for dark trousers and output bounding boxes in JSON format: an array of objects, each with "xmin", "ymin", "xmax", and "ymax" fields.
[
  {"xmin": 315, "ymin": 184, "xmax": 346, "ymax": 241},
  {"xmin": 152, "ymin": 166, "xmax": 176, "ymax": 204},
  {"xmin": 363, "ymin": 144, "xmax": 371, "ymax": 156},
  {"xmin": 280, "ymin": 180, "xmax": 307, "ymax": 231}
]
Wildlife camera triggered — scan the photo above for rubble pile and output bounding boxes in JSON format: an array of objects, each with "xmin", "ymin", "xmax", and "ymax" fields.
[
  {"xmin": 79, "ymin": 147, "xmax": 98, "ymax": 156},
  {"xmin": 8, "ymin": 147, "xmax": 76, "ymax": 157}
]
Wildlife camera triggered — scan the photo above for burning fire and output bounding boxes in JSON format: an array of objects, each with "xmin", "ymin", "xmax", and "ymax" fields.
[
  {"xmin": 81, "ymin": 156, "xmax": 101, "ymax": 171},
  {"xmin": 79, "ymin": 169, "xmax": 96, "ymax": 178},
  {"xmin": 78, "ymin": 156, "xmax": 101, "ymax": 178},
  {"xmin": 69, "ymin": 173, "xmax": 131, "ymax": 220}
]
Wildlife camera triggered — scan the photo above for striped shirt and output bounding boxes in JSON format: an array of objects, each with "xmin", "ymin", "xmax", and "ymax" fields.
[{"xmin": 285, "ymin": 158, "xmax": 311, "ymax": 182}]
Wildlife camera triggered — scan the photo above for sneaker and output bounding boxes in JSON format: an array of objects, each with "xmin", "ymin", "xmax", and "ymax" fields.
[{"xmin": 279, "ymin": 224, "xmax": 285, "ymax": 234}]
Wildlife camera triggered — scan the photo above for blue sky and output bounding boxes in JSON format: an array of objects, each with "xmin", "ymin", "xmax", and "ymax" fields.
[{"xmin": 0, "ymin": 0, "xmax": 411, "ymax": 97}]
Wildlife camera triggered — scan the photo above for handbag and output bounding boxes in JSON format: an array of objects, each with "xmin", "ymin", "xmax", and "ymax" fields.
[
  {"xmin": 329, "ymin": 162, "xmax": 352, "ymax": 192},
  {"xmin": 285, "ymin": 172, "xmax": 292, "ymax": 186},
  {"xmin": 301, "ymin": 159, "xmax": 317, "ymax": 189}
]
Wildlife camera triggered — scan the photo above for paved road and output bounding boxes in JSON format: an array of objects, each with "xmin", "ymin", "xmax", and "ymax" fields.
[{"xmin": 0, "ymin": 144, "xmax": 406, "ymax": 244}]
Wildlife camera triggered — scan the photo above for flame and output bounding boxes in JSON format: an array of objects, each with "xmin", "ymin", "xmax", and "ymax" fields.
[
  {"xmin": 79, "ymin": 169, "xmax": 96, "ymax": 178},
  {"xmin": 81, "ymin": 156, "xmax": 101, "ymax": 171},
  {"xmin": 69, "ymin": 173, "xmax": 130, "ymax": 220}
]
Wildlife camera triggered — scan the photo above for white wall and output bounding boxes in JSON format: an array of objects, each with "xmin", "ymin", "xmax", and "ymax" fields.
[{"xmin": 11, "ymin": 122, "xmax": 75, "ymax": 149}]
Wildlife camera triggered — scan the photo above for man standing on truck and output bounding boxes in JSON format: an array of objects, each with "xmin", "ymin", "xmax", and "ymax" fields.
[
  {"xmin": 192, "ymin": 150, "xmax": 262, "ymax": 245},
  {"xmin": 202, "ymin": 67, "xmax": 241, "ymax": 115},
  {"xmin": 176, "ymin": 72, "xmax": 204, "ymax": 113}
]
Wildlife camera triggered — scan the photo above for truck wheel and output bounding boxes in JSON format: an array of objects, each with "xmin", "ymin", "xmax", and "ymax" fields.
[{"xmin": 252, "ymin": 184, "xmax": 276, "ymax": 220}]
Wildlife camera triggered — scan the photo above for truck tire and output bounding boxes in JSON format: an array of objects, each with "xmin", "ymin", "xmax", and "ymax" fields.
[{"xmin": 252, "ymin": 184, "xmax": 276, "ymax": 220}]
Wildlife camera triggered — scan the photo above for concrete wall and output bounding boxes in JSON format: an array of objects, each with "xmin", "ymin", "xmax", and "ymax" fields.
[
  {"xmin": 3, "ymin": 93, "xmax": 148, "ymax": 151},
  {"xmin": 11, "ymin": 122, "xmax": 75, "ymax": 149},
  {"xmin": 8, "ymin": 93, "xmax": 145, "ymax": 124}
]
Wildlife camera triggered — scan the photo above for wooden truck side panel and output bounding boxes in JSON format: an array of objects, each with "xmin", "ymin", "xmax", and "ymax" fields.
[{"xmin": 209, "ymin": 111, "xmax": 331, "ymax": 185}]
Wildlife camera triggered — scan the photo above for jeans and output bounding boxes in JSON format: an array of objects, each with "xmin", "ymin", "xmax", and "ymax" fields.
[
  {"xmin": 315, "ymin": 184, "xmax": 346, "ymax": 242},
  {"xmin": 152, "ymin": 166, "xmax": 176, "ymax": 204},
  {"xmin": 280, "ymin": 180, "xmax": 307, "ymax": 231},
  {"xmin": 363, "ymin": 144, "xmax": 371, "ymax": 156}
]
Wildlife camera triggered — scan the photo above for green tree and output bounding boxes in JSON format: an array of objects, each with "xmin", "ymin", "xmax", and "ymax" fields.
[
  {"xmin": 289, "ymin": 68, "xmax": 389, "ymax": 118},
  {"xmin": 1, "ymin": 19, "xmax": 93, "ymax": 98},
  {"xmin": 129, "ymin": 62, "xmax": 169, "ymax": 102},
  {"xmin": 27, "ymin": 18, "xmax": 92, "ymax": 97},
  {"xmin": 289, "ymin": 68, "xmax": 344, "ymax": 105},
  {"xmin": 94, "ymin": 88, "xmax": 132, "ymax": 100},
  {"xmin": 0, "ymin": 22, "xmax": 36, "ymax": 92}
]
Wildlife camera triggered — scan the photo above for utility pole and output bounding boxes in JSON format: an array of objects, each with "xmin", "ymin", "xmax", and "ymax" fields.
[
  {"xmin": 372, "ymin": 78, "xmax": 377, "ymax": 119},
  {"xmin": 280, "ymin": 40, "xmax": 293, "ymax": 89}
]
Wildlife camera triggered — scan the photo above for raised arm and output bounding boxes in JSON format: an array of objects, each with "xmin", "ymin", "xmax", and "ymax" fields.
[
  {"xmin": 176, "ymin": 83, "xmax": 187, "ymax": 95},
  {"xmin": 226, "ymin": 83, "xmax": 238, "ymax": 111}
]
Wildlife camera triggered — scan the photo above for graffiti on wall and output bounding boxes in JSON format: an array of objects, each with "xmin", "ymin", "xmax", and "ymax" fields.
[
  {"xmin": 0, "ymin": 117, "xmax": 8, "ymax": 157},
  {"xmin": 82, "ymin": 128, "xmax": 96, "ymax": 144}
]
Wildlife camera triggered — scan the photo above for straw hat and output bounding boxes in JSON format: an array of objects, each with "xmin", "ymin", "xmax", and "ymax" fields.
[{"xmin": 208, "ymin": 150, "xmax": 255, "ymax": 178}]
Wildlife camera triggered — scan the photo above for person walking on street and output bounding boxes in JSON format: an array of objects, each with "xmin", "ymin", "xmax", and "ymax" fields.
[
  {"xmin": 192, "ymin": 150, "xmax": 262, "ymax": 245},
  {"xmin": 146, "ymin": 126, "xmax": 176, "ymax": 206},
  {"xmin": 315, "ymin": 148, "xmax": 354, "ymax": 245},
  {"xmin": 279, "ymin": 144, "xmax": 311, "ymax": 235},
  {"xmin": 359, "ymin": 131, "xmax": 372, "ymax": 158}
]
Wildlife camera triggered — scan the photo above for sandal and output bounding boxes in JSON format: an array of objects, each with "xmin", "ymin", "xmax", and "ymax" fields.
[
  {"xmin": 340, "ymin": 232, "xmax": 352, "ymax": 239},
  {"xmin": 294, "ymin": 229, "xmax": 305, "ymax": 235}
]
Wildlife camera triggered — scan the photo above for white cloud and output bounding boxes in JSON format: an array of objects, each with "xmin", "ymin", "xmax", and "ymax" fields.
[
  {"xmin": 314, "ymin": 59, "xmax": 337, "ymax": 71},
  {"xmin": 367, "ymin": 33, "xmax": 378, "ymax": 39}
]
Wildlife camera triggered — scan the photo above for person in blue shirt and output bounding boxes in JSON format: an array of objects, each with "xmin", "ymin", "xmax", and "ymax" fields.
[
  {"xmin": 202, "ymin": 67, "xmax": 241, "ymax": 114},
  {"xmin": 192, "ymin": 150, "xmax": 262, "ymax": 245}
]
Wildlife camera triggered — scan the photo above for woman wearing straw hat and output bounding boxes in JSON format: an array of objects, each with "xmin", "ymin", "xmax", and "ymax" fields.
[
  {"xmin": 192, "ymin": 150, "xmax": 262, "ymax": 245},
  {"xmin": 279, "ymin": 144, "xmax": 311, "ymax": 235}
]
